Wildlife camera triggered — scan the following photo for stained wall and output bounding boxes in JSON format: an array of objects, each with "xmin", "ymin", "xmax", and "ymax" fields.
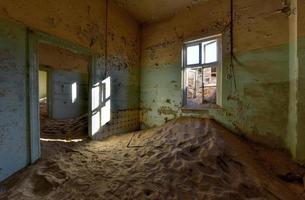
[
  {"xmin": 0, "ymin": 20, "xmax": 28, "ymax": 181},
  {"xmin": 140, "ymin": 0, "xmax": 293, "ymax": 151},
  {"xmin": 38, "ymin": 43, "xmax": 90, "ymax": 119},
  {"xmin": 0, "ymin": 0, "xmax": 141, "ymax": 181},
  {"xmin": 287, "ymin": 0, "xmax": 305, "ymax": 163},
  {"xmin": 0, "ymin": 0, "xmax": 141, "ymax": 136}
]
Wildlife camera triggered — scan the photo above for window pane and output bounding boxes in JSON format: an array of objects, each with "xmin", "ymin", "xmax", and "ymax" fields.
[
  {"xmin": 202, "ymin": 41, "xmax": 217, "ymax": 64},
  {"xmin": 71, "ymin": 82, "xmax": 77, "ymax": 103},
  {"xmin": 91, "ymin": 83, "xmax": 100, "ymax": 111},
  {"xmin": 186, "ymin": 45, "xmax": 200, "ymax": 65}
]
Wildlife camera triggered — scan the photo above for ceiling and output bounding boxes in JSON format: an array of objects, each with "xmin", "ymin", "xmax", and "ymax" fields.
[{"xmin": 113, "ymin": 0, "xmax": 208, "ymax": 24}]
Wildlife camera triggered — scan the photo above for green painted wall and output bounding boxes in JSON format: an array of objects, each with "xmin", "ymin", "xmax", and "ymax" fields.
[
  {"xmin": 0, "ymin": 20, "xmax": 29, "ymax": 182},
  {"xmin": 287, "ymin": 0, "xmax": 305, "ymax": 163},
  {"xmin": 140, "ymin": 0, "xmax": 305, "ymax": 164},
  {"xmin": 141, "ymin": 45, "xmax": 289, "ymax": 147},
  {"xmin": 140, "ymin": 0, "xmax": 295, "ymax": 153}
]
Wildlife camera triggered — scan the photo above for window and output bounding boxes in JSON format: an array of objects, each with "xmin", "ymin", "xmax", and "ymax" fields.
[
  {"xmin": 71, "ymin": 82, "xmax": 78, "ymax": 103},
  {"xmin": 183, "ymin": 36, "xmax": 221, "ymax": 109}
]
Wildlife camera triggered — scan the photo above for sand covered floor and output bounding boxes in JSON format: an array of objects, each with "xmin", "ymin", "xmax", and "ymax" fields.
[
  {"xmin": 39, "ymin": 100, "xmax": 88, "ymax": 140},
  {"xmin": 1, "ymin": 118, "xmax": 305, "ymax": 200}
]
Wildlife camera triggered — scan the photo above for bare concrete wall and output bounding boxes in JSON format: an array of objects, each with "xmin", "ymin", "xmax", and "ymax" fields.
[{"xmin": 140, "ymin": 0, "xmax": 291, "ymax": 149}]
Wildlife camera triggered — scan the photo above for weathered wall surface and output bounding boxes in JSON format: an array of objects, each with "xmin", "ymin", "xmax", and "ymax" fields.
[
  {"xmin": 93, "ymin": 2, "xmax": 141, "ymax": 139},
  {"xmin": 0, "ymin": 20, "xmax": 28, "ymax": 181},
  {"xmin": 38, "ymin": 43, "xmax": 90, "ymax": 119},
  {"xmin": 107, "ymin": 3, "xmax": 141, "ymax": 112},
  {"xmin": 287, "ymin": 0, "xmax": 305, "ymax": 163},
  {"xmin": 113, "ymin": 0, "xmax": 210, "ymax": 23},
  {"xmin": 50, "ymin": 70, "xmax": 88, "ymax": 119},
  {"xmin": 296, "ymin": 0, "xmax": 305, "ymax": 163},
  {"xmin": 140, "ymin": 0, "xmax": 291, "ymax": 149},
  {"xmin": 0, "ymin": 0, "xmax": 140, "ymax": 181},
  {"xmin": 39, "ymin": 43, "xmax": 90, "ymax": 73},
  {"xmin": 0, "ymin": 0, "xmax": 141, "ymax": 138}
]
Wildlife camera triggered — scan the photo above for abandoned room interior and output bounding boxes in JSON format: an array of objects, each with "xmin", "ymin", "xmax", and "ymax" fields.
[{"xmin": 0, "ymin": 0, "xmax": 305, "ymax": 199}]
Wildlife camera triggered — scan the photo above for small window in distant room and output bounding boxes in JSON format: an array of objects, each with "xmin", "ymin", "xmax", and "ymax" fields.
[{"xmin": 183, "ymin": 35, "xmax": 221, "ymax": 109}]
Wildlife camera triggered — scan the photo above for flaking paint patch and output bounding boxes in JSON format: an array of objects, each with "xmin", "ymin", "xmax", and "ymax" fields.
[{"xmin": 157, "ymin": 106, "xmax": 177, "ymax": 117}]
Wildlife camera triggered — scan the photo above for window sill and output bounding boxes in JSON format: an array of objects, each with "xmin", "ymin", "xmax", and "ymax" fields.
[{"xmin": 181, "ymin": 104, "xmax": 222, "ymax": 113}]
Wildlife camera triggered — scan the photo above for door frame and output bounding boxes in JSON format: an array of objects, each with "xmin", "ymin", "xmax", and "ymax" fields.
[{"xmin": 28, "ymin": 30, "xmax": 97, "ymax": 163}]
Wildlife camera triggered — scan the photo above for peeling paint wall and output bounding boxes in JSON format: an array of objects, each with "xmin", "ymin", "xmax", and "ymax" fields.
[
  {"xmin": 140, "ymin": 0, "xmax": 292, "ymax": 150},
  {"xmin": 113, "ymin": 0, "xmax": 211, "ymax": 24},
  {"xmin": 39, "ymin": 43, "xmax": 90, "ymax": 73},
  {"xmin": 296, "ymin": 0, "xmax": 305, "ymax": 163},
  {"xmin": 50, "ymin": 70, "xmax": 88, "ymax": 119},
  {"xmin": 287, "ymin": 0, "xmax": 305, "ymax": 163},
  {"xmin": 0, "ymin": 0, "xmax": 141, "ymax": 181},
  {"xmin": 0, "ymin": 0, "xmax": 141, "ymax": 135},
  {"xmin": 93, "ymin": 2, "xmax": 141, "ymax": 139},
  {"xmin": 38, "ymin": 43, "xmax": 90, "ymax": 119},
  {"xmin": 0, "ymin": 20, "xmax": 28, "ymax": 181}
]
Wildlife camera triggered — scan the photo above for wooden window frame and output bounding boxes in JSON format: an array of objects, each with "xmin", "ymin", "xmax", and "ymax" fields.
[{"xmin": 182, "ymin": 35, "xmax": 222, "ymax": 109}]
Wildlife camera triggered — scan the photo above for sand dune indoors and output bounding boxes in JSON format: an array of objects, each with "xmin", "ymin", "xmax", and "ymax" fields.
[{"xmin": 1, "ymin": 118, "xmax": 304, "ymax": 200}]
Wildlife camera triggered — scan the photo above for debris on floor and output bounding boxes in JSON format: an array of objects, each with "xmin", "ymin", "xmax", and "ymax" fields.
[{"xmin": 0, "ymin": 117, "xmax": 304, "ymax": 200}]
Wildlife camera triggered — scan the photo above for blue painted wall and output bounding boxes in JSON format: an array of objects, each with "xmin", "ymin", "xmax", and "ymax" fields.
[
  {"xmin": 0, "ymin": 20, "xmax": 29, "ymax": 181},
  {"xmin": 0, "ymin": 0, "xmax": 142, "ymax": 181},
  {"xmin": 50, "ymin": 70, "xmax": 88, "ymax": 119}
]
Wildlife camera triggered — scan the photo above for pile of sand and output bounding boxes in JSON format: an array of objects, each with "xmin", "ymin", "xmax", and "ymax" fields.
[
  {"xmin": 0, "ymin": 117, "xmax": 304, "ymax": 200},
  {"xmin": 40, "ymin": 101, "xmax": 88, "ymax": 139},
  {"xmin": 40, "ymin": 114, "xmax": 88, "ymax": 137}
]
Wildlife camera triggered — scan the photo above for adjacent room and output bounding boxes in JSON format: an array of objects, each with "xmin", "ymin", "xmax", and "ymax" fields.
[
  {"xmin": 0, "ymin": 0, "xmax": 305, "ymax": 199},
  {"xmin": 38, "ymin": 43, "xmax": 90, "ymax": 141}
]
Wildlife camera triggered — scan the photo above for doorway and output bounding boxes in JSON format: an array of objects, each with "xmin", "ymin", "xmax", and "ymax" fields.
[
  {"xmin": 27, "ymin": 31, "xmax": 96, "ymax": 162},
  {"xmin": 38, "ymin": 43, "xmax": 90, "ymax": 141}
]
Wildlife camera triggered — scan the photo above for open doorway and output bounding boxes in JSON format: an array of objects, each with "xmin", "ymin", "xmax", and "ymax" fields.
[{"xmin": 38, "ymin": 43, "xmax": 90, "ymax": 141}]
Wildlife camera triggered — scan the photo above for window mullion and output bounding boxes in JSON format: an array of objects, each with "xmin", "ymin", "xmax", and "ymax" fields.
[
  {"xmin": 204, "ymin": 43, "xmax": 207, "ymax": 65},
  {"xmin": 202, "ymin": 67, "xmax": 204, "ymax": 104},
  {"xmin": 199, "ymin": 44, "xmax": 202, "ymax": 65}
]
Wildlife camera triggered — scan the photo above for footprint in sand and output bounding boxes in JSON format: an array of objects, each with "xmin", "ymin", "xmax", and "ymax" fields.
[{"xmin": 32, "ymin": 174, "xmax": 54, "ymax": 196}]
